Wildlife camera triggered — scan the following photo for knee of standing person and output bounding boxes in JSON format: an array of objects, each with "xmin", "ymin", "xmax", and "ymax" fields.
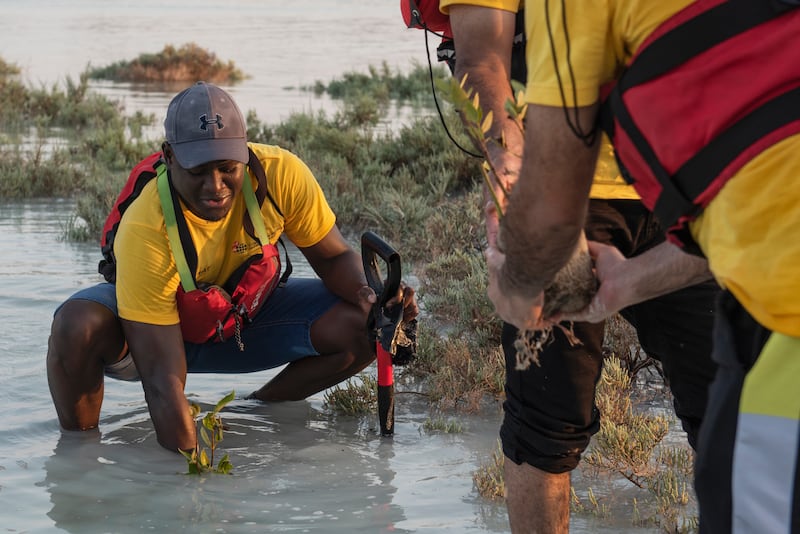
[
  {"xmin": 499, "ymin": 321, "xmax": 603, "ymax": 474},
  {"xmin": 500, "ymin": 426, "xmax": 588, "ymax": 475}
]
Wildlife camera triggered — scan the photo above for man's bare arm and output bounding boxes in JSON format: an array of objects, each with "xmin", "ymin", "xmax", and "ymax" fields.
[
  {"xmin": 449, "ymin": 5, "xmax": 522, "ymax": 161},
  {"xmin": 121, "ymin": 320, "xmax": 196, "ymax": 452},
  {"xmin": 499, "ymin": 103, "xmax": 599, "ymax": 297},
  {"xmin": 560, "ymin": 240, "xmax": 714, "ymax": 323}
]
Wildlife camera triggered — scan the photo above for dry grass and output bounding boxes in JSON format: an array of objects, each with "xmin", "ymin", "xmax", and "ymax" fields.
[
  {"xmin": 473, "ymin": 440, "xmax": 506, "ymax": 500},
  {"xmin": 412, "ymin": 326, "xmax": 505, "ymax": 412}
]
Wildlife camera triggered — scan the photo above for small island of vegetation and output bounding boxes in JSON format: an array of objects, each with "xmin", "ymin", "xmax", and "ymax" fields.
[{"xmin": 87, "ymin": 43, "xmax": 246, "ymax": 84}]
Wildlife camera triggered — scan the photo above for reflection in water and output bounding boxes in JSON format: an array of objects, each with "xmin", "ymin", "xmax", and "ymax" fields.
[{"xmin": 43, "ymin": 401, "xmax": 408, "ymax": 533}]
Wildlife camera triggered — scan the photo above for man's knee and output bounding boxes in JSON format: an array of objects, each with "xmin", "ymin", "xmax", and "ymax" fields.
[
  {"xmin": 501, "ymin": 430, "xmax": 586, "ymax": 475},
  {"xmin": 49, "ymin": 300, "xmax": 123, "ymax": 364},
  {"xmin": 312, "ymin": 301, "xmax": 372, "ymax": 361},
  {"xmin": 500, "ymin": 319, "xmax": 602, "ymax": 475}
]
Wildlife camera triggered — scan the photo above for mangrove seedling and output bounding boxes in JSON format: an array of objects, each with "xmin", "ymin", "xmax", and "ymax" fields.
[{"xmin": 180, "ymin": 390, "xmax": 235, "ymax": 475}]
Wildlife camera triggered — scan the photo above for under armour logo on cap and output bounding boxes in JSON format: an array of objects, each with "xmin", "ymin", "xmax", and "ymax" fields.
[
  {"xmin": 164, "ymin": 81, "xmax": 248, "ymax": 169},
  {"xmin": 199, "ymin": 114, "xmax": 224, "ymax": 131}
]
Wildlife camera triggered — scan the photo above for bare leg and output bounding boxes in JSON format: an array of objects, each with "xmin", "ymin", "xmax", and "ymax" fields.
[
  {"xmin": 47, "ymin": 300, "xmax": 127, "ymax": 430},
  {"xmin": 504, "ymin": 456, "xmax": 570, "ymax": 534},
  {"xmin": 249, "ymin": 300, "xmax": 374, "ymax": 401}
]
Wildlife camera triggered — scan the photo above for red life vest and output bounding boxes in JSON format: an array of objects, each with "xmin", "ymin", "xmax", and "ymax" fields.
[
  {"xmin": 99, "ymin": 149, "xmax": 291, "ymax": 348},
  {"xmin": 599, "ymin": 0, "xmax": 800, "ymax": 251}
]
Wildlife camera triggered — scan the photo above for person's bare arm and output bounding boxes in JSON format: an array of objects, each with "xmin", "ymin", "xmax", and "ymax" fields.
[
  {"xmin": 300, "ymin": 225, "xmax": 375, "ymax": 314},
  {"xmin": 486, "ymin": 103, "xmax": 598, "ymax": 328},
  {"xmin": 559, "ymin": 240, "xmax": 714, "ymax": 323},
  {"xmin": 498, "ymin": 103, "xmax": 599, "ymax": 297},
  {"xmin": 449, "ymin": 4, "xmax": 522, "ymax": 211},
  {"xmin": 449, "ymin": 5, "xmax": 522, "ymax": 162},
  {"xmin": 121, "ymin": 320, "xmax": 195, "ymax": 452}
]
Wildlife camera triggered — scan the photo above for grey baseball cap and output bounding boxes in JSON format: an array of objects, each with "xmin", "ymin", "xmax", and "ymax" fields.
[{"xmin": 164, "ymin": 81, "xmax": 248, "ymax": 169}]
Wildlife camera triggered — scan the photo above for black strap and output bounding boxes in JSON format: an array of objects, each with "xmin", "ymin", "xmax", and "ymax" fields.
[
  {"xmin": 244, "ymin": 147, "xmax": 284, "ymax": 240},
  {"xmin": 618, "ymin": 0, "xmax": 794, "ymax": 91},
  {"xmin": 608, "ymin": 88, "xmax": 692, "ymax": 227},
  {"xmin": 246, "ymin": 148, "xmax": 282, "ymax": 216},
  {"xmin": 245, "ymin": 148, "xmax": 292, "ymax": 285},
  {"xmin": 670, "ymin": 85, "xmax": 800, "ymax": 204}
]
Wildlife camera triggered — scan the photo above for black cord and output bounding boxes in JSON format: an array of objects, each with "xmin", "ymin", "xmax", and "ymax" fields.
[
  {"xmin": 544, "ymin": 0, "xmax": 597, "ymax": 147},
  {"xmin": 419, "ymin": 19, "xmax": 483, "ymax": 159}
]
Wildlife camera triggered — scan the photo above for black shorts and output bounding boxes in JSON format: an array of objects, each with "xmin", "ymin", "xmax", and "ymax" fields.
[{"xmin": 500, "ymin": 199, "xmax": 720, "ymax": 473}]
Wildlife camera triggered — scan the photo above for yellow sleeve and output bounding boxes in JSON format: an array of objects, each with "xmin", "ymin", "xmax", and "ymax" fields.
[
  {"xmin": 250, "ymin": 144, "xmax": 336, "ymax": 249},
  {"xmin": 525, "ymin": 0, "xmax": 695, "ymax": 108},
  {"xmin": 524, "ymin": 0, "xmax": 615, "ymax": 108},
  {"xmin": 439, "ymin": 0, "xmax": 521, "ymax": 15},
  {"xmin": 114, "ymin": 181, "xmax": 181, "ymax": 325}
]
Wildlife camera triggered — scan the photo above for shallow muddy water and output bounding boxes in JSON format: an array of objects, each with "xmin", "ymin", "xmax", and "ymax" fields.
[{"xmin": 0, "ymin": 201, "xmax": 681, "ymax": 533}]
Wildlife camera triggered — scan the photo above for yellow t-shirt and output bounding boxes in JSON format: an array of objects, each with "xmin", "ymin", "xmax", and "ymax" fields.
[
  {"xmin": 525, "ymin": 0, "xmax": 800, "ymax": 335},
  {"xmin": 439, "ymin": 0, "xmax": 521, "ymax": 14},
  {"xmin": 440, "ymin": 0, "xmax": 636, "ymax": 200},
  {"xmin": 114, "ymin": 143, "xmax": 336, "ymax": 326}
]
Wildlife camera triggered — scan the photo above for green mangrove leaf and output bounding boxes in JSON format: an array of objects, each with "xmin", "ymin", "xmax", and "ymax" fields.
[
  {"xmin": 199, "ymin": 449, "xmax": 210, "ymax": 468},
  {"xmin": 213, "ymin": 390, "xmax": 235, "ymax": 414},
  {"xmin": 215, "ymin": 454, "xmax": 233, "ymax": 475},
  {"xmin": 504, "ymin": 98, "xmax": 520, "ymax": 120},
  {"xmin": 510, "ymin": 79, "xmax": 525, "ymax": 95},
  {"xmin": 202, "ymin": 413, "xmax": 216, "ymax": 431},
  {"xmin": 200, "ymin": 426, "xmax": 212, "ymax": 448}
]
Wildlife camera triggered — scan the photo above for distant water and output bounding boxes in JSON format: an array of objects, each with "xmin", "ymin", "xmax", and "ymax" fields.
[
  {"xmin": 0, "ymin": 0, "xmax": 438, "ymax": 129},
  {"xmin": 0, "ymin": 2, "xmax": 674, "ymax": 532}
]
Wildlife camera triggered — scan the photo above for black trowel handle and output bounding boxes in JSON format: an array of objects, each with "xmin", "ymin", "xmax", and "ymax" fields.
[{"xmin": 361, "ymin": 231, "xmax": 402, "ymax": 311}]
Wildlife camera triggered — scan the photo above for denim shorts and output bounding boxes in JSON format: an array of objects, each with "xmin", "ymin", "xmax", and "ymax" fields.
[{"xmin": 61, "ymin": 278, "xmax": 341, "ymax": 380}]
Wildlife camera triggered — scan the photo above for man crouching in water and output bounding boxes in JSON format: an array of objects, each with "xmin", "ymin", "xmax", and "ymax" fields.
[{"xmin": 47, "ymin": 81, "xmax": 417, "ymax": 452}]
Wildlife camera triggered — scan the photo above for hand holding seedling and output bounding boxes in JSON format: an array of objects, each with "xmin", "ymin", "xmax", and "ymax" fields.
[{"xmin": 443, "ymin": 75, "xmax": 595, "ymax": 368}]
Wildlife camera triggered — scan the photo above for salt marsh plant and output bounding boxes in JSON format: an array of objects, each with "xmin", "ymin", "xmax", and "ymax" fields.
[
  {"xmin": 473, "ymin": 439, "xmax": 505, "ymax": 500},
  {"xmin": 421, "ymin": 416, "xmax": 465, "ymax": 434},
  {"xmin": 87, "ymin": 43, "xmax": 245, "ymax": 84},
  {"xmin": 323, "ymin": 373, "xmax": 377, "ymax": 416},
  {"xmin": 580, "ymin": 356, "xmax": 696, "ymax": 529}
]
